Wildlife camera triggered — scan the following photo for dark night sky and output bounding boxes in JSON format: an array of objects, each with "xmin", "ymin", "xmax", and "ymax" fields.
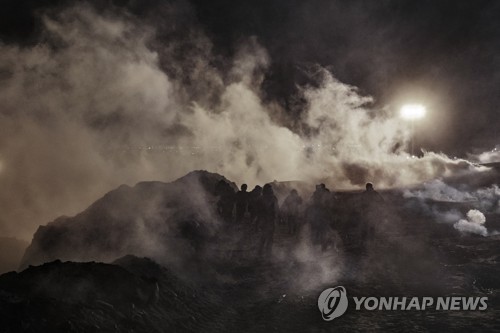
[{"xmin": 1, "ymin": 0, "xmax": 499, "ymax": 155}]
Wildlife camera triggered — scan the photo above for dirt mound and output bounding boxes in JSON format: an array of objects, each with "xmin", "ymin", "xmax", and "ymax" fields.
[
  {"xmin": 0, "ymin": 256, "xmax": 232, "ymax": 332},
  {"xmin": 20, "ymin": 170, "xmax": 233, "ymax": 270}
]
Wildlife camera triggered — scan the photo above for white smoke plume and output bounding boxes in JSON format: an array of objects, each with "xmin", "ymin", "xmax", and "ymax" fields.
[
  {"xmin": 404, "ymin": 179, "xmax": 500, "ymax": 213},
  {"xmin": 469, "ymin": 146, "xmax": 500, "ymax": 164},
  {"xmin": 404, "ymin": 180, "xmax": 500, "ymax": 236},
  {"xmin": 454, "ymin": 209, "xmax": 488, "ymax": 237},
  {"xmin": 404, "ymin": 179, "xmax": 476, "ymax": 202},
  {"xmin": 0, "ymin": 3, "xmax": 488, "ymax": 241}
]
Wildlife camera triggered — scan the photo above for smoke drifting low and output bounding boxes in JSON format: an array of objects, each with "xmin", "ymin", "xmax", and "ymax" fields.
[
  {"xmin": 0, "ymin": 3, "xmax": 487, "ymax": 240},
  {"xmin": 404, "ymin": 180, "xmax": 500, "ymax": 236},
  {"xmin": 470, "ymin": 146, "xmax": 500, "ymax": 164},
  {"xmin": 454, "ymin": 209, "xmax": 488, "ymax": 237}
]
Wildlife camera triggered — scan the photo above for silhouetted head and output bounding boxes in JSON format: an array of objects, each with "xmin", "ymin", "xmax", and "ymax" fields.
[
  {"xmin": 241, "ymin": 184, "xmax": 247, "ymax": 191},
  {"xmin": 252, "ymin": 185, "xmax": 262, "ymax": 195},
  {"xmin": 290, "ymin": 189, "xmax": 298, "ymax": 195},
  {"xmin": 366, "ymin": 182, "xmax": 374, "ymax": 191},
  {"xmin": 320, "ymin": 183, "xmax": 326, "ymax": 189},
  {"xmin": 263, "ymin": 184, "xmax": 273, "ymax": 196}
]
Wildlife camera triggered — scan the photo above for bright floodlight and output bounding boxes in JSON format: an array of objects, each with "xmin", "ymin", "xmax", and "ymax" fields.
[{"xmin": 400, "ymin": 104, "xmax": 426, "ymax": 120}]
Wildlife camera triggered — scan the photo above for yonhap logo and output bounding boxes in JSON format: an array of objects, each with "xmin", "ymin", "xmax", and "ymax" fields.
[
  {"xmin": 317, "ymin": 286, "xmax": 488, "ymax": 321},
  {"xmin": 318, "ymin": 286, "xmax": 348, "ymax": 321}
]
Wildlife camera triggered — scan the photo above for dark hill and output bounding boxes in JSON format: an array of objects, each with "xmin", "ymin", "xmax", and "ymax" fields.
[{"xmin": 20, "ymin": 170, "xmax": 236, "ymax": 270}]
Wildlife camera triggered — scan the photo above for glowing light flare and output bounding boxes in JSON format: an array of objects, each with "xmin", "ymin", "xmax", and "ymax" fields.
[{"xmin": 400, "ymin": 104, "xmax": 426, "ymax": 120}]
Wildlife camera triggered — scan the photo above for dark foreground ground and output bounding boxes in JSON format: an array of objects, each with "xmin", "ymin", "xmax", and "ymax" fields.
[{"xmin": 1, "ymin": 218, "xmax": 500, "ymax": 333}]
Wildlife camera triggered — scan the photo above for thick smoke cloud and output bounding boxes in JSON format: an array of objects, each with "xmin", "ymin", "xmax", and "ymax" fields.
[
  {"xmin": 404, "ymin": 179, "xmax": 500, "ymax": 213},
  {"xmin": 0, "ymin": 3, "xmax": 486, "ymax": 241},
  {"xmin": 454, "ymin": 209, "xmax": 488, "ymax": 237},
  {"xmin": 404, "ymin": 180, "xmax": 500, "ymax": 236}
]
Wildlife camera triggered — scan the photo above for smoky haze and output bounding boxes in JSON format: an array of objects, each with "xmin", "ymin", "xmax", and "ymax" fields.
[{"xmin": 0, "ymin": 2, "xmax": 491, "ymax": 241}]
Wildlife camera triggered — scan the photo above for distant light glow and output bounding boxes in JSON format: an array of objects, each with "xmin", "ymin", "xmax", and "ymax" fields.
[{"xmin": 400, "ymin": 104, "xmax": 426, "ymax": 119}]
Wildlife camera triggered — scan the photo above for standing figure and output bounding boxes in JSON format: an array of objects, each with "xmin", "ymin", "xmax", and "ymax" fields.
[
  {"xmin": 307, "ymin": 184, "xmax": 334, "ymax": 250},
  {"xmin": 248, "ymin": 185, "xmax": 263, "ymax": 227},
  {"xmin": 280, "ymin": 189, "xmax": 303, "ymax": 235},
  {"xmin": 234, "ymin": 184, "xmax": 249, "ymax": 223},
  {"xmin": 256, "ymin": 184, "xmax": 278, "ymax": 256},
  {"xmin": 359, "ymin": 182, "xmax": 385, "ymax": 251}
]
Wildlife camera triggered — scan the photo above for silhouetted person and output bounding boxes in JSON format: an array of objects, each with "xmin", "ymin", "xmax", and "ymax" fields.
[
  {"xmin": 311, "ymin": 183, "xmax": 331, "ymax": 205},
  {"xmin": 281, "ymin": 189, "xmax": 303, "ymax": 235},
  {"xmin": 256, "ymin": 184, "xmax": 278, "ymax": 256},
  {"xmin": 248, "ymin": 185, "xmax": 262, "ymax": 225},
  {"xmin": 215, "ymin": 180, "xmax": 235, "ymax": 224},
  {"xmin": 234, "ymin": 184, "xmax": 249, "ymax": 223},
  {"xmin": 362, "ymin": 182, "xmax": 384, "ymax": 204},
  {"xmin": 306, "ymin": 184, "xmax": 333, "ymax": 249},
  {"xmin": 359, "ymin": 182, "xmax": 385, "ymax": 252}
]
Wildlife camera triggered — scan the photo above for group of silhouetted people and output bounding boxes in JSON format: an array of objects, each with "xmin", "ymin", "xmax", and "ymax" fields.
[{"xmin": 214, "ymin": 179, "xmax": 384, "ymax": 257}]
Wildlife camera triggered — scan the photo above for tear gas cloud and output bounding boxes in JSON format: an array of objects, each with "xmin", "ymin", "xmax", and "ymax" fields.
[
  {"xmin": 454, "ymin": 209, "xmax": 488, "ymax": 237},
  {"xmin": 0, "ymin": 3, "xmax": 489, "ymax": 240},
  {"xmin": 404, "ymin": 180, "xmax": 500, "ymax": 236},
  {"xmin": 470, "ymin": 146, "xmax": 500, "ymax": 164}
]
